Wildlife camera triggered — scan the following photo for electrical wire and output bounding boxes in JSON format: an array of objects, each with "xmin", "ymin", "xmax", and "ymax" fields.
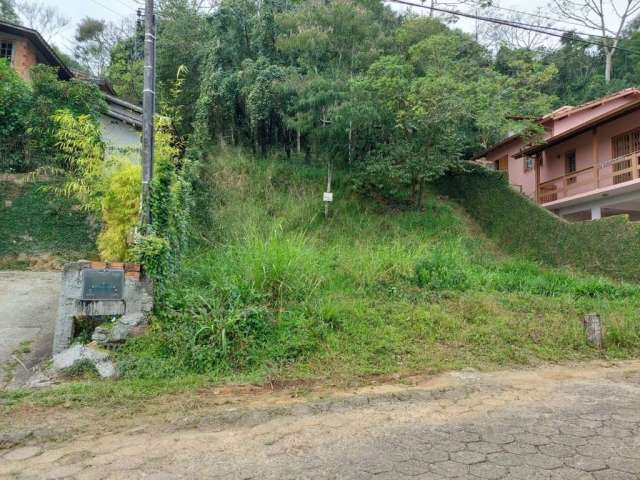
[{"xmin": 386, "ymin": 0, "xmax": 640, "ymax": 55}]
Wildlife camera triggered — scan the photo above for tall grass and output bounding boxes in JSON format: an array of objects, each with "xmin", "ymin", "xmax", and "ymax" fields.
[{"xmin": 118, "ymin": 151, "xmax": 640, "ymax": 381}]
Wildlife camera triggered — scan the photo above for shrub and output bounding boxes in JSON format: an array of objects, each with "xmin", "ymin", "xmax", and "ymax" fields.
[
  {"xmin": 0, "ymin": 59, "xmax": 31, "ymax": 172},
  {"xmin": 97, "ymin": 162, "xmax": 141, "ymax": 261},
  {"xmin": 415, "ymin": 245, "xmax": 470, "ymax": 291},
  {"xmin": 436, "ymin": 164, "xmax": 640, "ymax": 282}
]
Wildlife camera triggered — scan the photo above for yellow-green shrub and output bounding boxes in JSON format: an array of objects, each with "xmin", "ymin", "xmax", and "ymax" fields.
[{"xmin": 97, "ymin": 162, "xmax": 141, "ymax": 261}]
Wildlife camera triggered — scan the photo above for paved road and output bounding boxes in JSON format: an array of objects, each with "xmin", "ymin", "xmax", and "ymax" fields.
[
  {"xmin": 1, "ymin": 362, "xmax": 639, "ymax": 479},
  {"xmin": 0, "ymin": 271, "xmax": 60, "ymax": 385}
]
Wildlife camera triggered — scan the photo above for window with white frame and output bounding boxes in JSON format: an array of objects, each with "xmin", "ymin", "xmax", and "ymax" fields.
[{"xmin": 0, "ymin": 42, "xmax": 13, "ymax": 61}]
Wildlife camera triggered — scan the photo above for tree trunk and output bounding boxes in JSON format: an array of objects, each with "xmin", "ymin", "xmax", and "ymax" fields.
[
  {"xmin": 605, "ymin": 50, "xmax": 613, "ymax": 83},
  {"xmin": 297, "ymin": 128, "xmax": 301, "ymax": 154}
]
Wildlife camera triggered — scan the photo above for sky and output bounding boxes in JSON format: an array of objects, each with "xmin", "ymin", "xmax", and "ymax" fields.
[
  {"xmin": 33, "ymin": 0, "xmax": 141, "ymax": 53},
  {"xmin": 31, "ymin": 0, "xmax": 618, "ymax": 56}
]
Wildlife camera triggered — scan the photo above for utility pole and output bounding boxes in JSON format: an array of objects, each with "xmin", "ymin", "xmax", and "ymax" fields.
[{"xmin": 141, "ymin": 0, "xmax": 155, "ymax": 226}]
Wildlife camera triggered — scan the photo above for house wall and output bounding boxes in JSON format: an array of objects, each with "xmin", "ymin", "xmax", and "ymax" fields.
[
  {"xmin": 552, "ymin": 96, "xmax": 637, "ymax": 135},
  {"xmin": 0, "ymin": 34, "xmax": 38, "ymax": 81},
  {"xmin": 99, "ymin": 115, "xmax": 141, "ymax": 164},
  {"xmin": 540, "ymin": 130, "xmax": 593, "ymax": 183},
  {"xmin": 539, "ymin": 109, "xmax": 640, "ymax": 184},
  {"xmin": 484, "ymin": 138, "xmax": 537, "ymax": 199}
]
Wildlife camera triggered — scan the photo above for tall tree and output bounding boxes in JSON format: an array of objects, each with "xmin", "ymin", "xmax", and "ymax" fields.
[
  {"xmin": 16, "ymin": 1, "xmax": 69, "ymax": 41},
  {"xmin": 74, "ymin": 17, "xmax": 126, "ymax": 77},
  {"xmin": 551, "ymin": 0, "xmax": 640, "ymax": 82},
  {"xmin": 0, "ymin": 0, "xmax": 18, "ymax": 22}
]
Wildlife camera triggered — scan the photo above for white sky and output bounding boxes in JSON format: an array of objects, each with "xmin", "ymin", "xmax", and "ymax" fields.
[
  {"xmin": 33, "ymin": 0, "xmax": 617, "ymax": 56},
  {"xmin": 33, "ymin": 0, "xmax": 140, "ymax": 53}
]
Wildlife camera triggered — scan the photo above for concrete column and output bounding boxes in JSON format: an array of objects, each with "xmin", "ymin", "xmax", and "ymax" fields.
[{"xmin": 591, "ymin": 206, "xmax": 602, "ymax": 220}]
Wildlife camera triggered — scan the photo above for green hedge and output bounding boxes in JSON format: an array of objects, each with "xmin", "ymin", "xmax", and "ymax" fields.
[{"xmin": 435, "ymin": 164, "xmax": 640, "ymax": 282}]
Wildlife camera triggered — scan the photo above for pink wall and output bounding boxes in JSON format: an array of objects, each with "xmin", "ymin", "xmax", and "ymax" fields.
[
  {"xmin": 552, "ymin": 96, "xmax": 637, "ymax": 135},
  {"xmin": 540, "ymin": 130, "xmax": 593, "ymax": 183},
  {"xmin": 595, "ymin": 109, "xmax": 640, "ymax": 162},
  {"xmin": 539, "ymin": 109, "xmax": 640, "ymax": 184},
  {"xmin": 484, "ymin": 138, "xmax": 536, "ymax": 198}
]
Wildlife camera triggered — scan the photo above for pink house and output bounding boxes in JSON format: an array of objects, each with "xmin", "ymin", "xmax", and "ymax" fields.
[{"xmin": 474, "ymin": 88, "xmax": 640, "ymax": 221}]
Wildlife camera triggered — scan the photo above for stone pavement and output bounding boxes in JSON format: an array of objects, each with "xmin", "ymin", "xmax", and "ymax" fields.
[{"xmin": 1, "ymin": 362, "xmax": 640, "ymax": 479}]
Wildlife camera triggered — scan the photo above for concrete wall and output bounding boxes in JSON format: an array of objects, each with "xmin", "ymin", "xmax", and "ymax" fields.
[{"xmin": 99, "ymin": 115, "xmax": 141, "ymax": 164}]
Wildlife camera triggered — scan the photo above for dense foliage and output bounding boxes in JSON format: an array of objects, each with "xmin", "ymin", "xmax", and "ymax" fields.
[
  {"xmin": 436, "ymin": 164, "xmax": 640, "ymax": 282},
  {"xmin": 0, "ymin": 61, "xmax": 104, "ymax": 173}
]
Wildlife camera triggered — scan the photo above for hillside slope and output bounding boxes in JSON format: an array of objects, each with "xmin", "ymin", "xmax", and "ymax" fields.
[
  {"xmin": 0, "ymin": 178, "xmax": 96, "ymax": 270},
  {"xmin": 119, "ymin": 151, "xmax": 640, "ymax": 383}
]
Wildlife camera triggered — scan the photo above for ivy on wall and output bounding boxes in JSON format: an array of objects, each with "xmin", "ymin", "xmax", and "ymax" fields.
[{"xmin": 436, "ymin": 164, "xmax": 640, "ymax": 282}]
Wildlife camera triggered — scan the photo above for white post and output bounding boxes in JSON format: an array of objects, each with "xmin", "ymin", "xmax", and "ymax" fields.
[{"xmin": 591, "ymin": 205, "xmax": 602, "ymax": 220}]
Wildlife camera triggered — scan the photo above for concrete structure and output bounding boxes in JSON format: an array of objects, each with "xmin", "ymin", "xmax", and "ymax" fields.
[
  {"xmin": 100, "ymin": 94, "xmax": 143, "ymax": 163},
  {"xmin": 474, "ymin": 88, "xmax": 640, "ymax": 221},
  {"xmin": 53, "ymin": 261, "xmax": 153, "ymax": 354}
]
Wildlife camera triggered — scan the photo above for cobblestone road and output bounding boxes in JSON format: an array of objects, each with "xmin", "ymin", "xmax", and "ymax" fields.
[{"xmin": 1, "ymin": 362, "xmax": 640, "ymax": 479}]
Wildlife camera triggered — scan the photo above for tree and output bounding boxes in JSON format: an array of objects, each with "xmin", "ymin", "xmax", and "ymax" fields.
[
  {"xmin": 551, "ymin": 0, "xmax": 640, "ymax": 82},
  {"xmin": 15, "ymin": 1, "xmax": 69, "ymax": 42},
  {"xmin": 74, "ymin": 17, "xmax": 126, "ymax": 77},
  {"xmin": 0, "ymin": 0, "xmax": 18, "ymax": 22},
  {"xmin": 478, "ymin": 7, "xmax": 555, "ymax": 50}
]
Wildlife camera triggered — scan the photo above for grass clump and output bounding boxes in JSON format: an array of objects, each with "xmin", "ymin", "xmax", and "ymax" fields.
[{"xmin": 113, "ymin": 150, "xmax": 640, "ymax": 384}]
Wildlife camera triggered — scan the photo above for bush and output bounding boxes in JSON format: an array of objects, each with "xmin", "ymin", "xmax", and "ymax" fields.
[
  {"xmin": 436, "ymin": 164, "xmax": 640, "ymax": 282},
  {"xmin": 415, "ymin": 248, "xmax": 470, "ymax": 291},
  {"xmin": 0, "ymin": 63, "xmax": 104, "ymax": 173},
  {"xmin": 0, "ymin": 59, "xmax": 31, "ymax": 172},
  {"xmin": 98, "ymin": 162, "xmax": 141, "ymax": 261}
]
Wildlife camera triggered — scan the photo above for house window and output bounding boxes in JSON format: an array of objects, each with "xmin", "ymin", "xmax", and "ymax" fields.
[
  {"xmin": 565, "ymin": 150, "xmax": 576, "ymax": 174},
  {"xmin": 612, "ymin": 128, "xmax": 640, "ymax": 159},
  {"xmin": 524, "ymin": 156, "xmax": 534, "ymax": 172},
  {"xmin": 0, "ymin": 42, "xmax": 13, "ymax": 61}
]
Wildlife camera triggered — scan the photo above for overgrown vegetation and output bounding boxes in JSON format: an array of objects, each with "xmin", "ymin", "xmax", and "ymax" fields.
[
  {"xmin": 0, "ymin": 179, "xmax": 96, "ymax": 266},
  {"xmin": 115, "ymin": 151, "xmax": 640, "ymax": 382},
  {"xmin": 0, "ymin": 60, "xmax": 104, "ymax": 173},
  {"xmin": 436, "ymin": 164, "xmax": 640, "ymax": 282}
]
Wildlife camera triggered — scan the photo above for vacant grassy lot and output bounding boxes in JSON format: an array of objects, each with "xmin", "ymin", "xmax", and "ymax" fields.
[
  {"xmin": 116, "ymin": 151, "xmax": 640, "ymax": 381},
  {"xmin": 4, "ymin": 152, "xmax": 640, "ymax": 410},
  {"xmin": 0, "ymin": 179, "xmax": 96, "ymax": 269}
]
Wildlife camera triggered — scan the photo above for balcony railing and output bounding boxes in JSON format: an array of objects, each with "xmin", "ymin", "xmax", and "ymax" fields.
[{"xmin": 538, "ymin": 153, "xmax": 640, "ymax": 204}]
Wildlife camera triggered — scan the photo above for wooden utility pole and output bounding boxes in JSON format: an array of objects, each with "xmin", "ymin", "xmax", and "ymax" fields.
[{"xmin": 141, "ymin": 0, "xmax": 155, "ymax": 226}]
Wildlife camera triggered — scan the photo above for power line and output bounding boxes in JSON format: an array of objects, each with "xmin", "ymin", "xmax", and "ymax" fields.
[
  {"xmin": 87, "ymin": 0, "xmax": 130, "ymax": 18},
  {"xmin": 387, "ymin": 0, "xmax": 640, "ymax": 55},
  {"xmin": 465, "ymin": 0, "xmax": 605, "ymax": 35}
]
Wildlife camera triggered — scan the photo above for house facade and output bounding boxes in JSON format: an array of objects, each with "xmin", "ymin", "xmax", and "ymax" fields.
[
  {"xmin": 0, "ymin": 20, "xmax": 72, "ymax": 80},
  {"xmin": 474, "ymin": 88, "xmax": 640, "ymax": 221},
  {"xmin": 0, "ymin": 20, "xmax": 141, "ymax": 162}
]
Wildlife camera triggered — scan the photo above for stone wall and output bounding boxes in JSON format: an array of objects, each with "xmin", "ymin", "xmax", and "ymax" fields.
[{"xmin": 53, "ymin": 261, "xmax": 153, "ymax": 354}]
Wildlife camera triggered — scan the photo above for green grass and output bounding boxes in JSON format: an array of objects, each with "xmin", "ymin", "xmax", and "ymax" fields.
[
  {"xmin": 116, "ymin": 150, "xmax": 640, "ymax": 381},
  {"xmin": 4, "ymin": 151, "xmax": 640, "ymax": 409},
  {"xmin": 0, "ymin": 180, "xmax": 97, "ymax": 266}
]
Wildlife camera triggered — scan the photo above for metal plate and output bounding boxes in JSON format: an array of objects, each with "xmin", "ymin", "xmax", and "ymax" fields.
[{"xmin": 81, "ymin": 269, "xmax": 124, "ymax": 301}]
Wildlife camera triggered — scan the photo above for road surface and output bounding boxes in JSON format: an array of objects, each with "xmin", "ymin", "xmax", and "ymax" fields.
[
  {"xmin": 1, "ymin": 361, "xmax": 639, "ymax": 479},
  {"xmin": 0, "ymin": 271, "xmax": 60, "ymax": 386}
]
